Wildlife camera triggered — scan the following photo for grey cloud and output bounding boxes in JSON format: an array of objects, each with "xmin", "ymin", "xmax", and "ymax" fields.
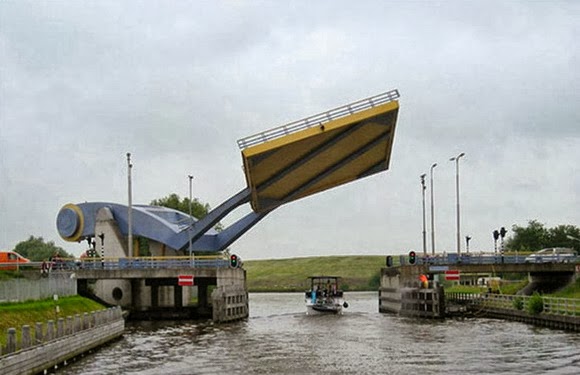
[{"xmin": 1, "ymin": 1, "xmax": 579, "ymax": 258}]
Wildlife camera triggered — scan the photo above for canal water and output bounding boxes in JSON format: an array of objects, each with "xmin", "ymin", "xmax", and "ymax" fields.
[{"xmin": 61, "ymin": 292, "xmax": 580, "ymax": 374}]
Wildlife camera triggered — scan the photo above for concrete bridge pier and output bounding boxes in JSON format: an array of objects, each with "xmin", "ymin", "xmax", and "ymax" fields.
[
  {"xmin": 76, "ymin": 266, "xmax": 248, "ymax": 321},
  {"xmin": 379, "ymin": 265, "xmax": 445, "ymax": 318},
  {"xmin": 196, "ymin": 277, "xmax": 215, "ymax": 317}
]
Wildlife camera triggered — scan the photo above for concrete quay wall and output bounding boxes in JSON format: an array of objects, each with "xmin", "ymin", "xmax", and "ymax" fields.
[
  {"xmin": 476, "ymin": 307, "xmax": 580, "ymax": 332},
  {"xmin": 0, "ymin": 307, "xmax": 125, "ymax": 375}
]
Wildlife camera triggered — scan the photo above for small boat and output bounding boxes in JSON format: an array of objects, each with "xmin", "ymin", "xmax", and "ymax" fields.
[{"xmin": 305, "ymin": 276, "xmax": 348, "ymax": 315}]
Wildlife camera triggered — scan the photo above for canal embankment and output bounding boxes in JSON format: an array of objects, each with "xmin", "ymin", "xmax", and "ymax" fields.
[
  {"xmin": 1, "ymin": 274, "xmax": 124, "ymax": 374},
  {"xmin": 446, "ymin": 292, "xmax": 580, "ymax": 331},
  {"xmin": 0, "ymin": 306, "xmax": 124, "ymax": 375}
]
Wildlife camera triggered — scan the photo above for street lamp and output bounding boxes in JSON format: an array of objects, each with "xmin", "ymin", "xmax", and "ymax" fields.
[
  {"xmin": 127, "ymin": 153, "xmax": 134, "ymax": 257},
  {"xmin": 449, "ymin": 152, "xmax": 465, "ymax": 255},
  {"xmin": 188, "ymin": 175, "xmax": 194, "ymax": 259},
  {"xmin": 429, "ymin": 163, "xmax": 437, "ymax": 255},
  {"xmin": 420, "ymin": 173, "xmax": 427, "ymax": 255}
]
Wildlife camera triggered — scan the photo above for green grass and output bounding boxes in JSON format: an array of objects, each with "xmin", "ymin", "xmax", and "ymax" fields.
[
  {"xmin": 444, "ymin": 285, "xmax": 484, "ymax": 294},
  {"xmin": 0, "ymin": 270, "xmax": 26, "ymax": 280},
  {"xmin": 445, "ymin": 280, "xmax": 528, "ymax": 295},
  {"xmin": 500, "ymin": 280, "xmax": 529, "ymax": 295},
  {"xmin": 0, "ymin": 295, "xmax": 105, "ymax": 347},
  {"xmin": 244, "ymin": 255, "xmax": 386, "ymax": 292},
  {"xmin": 549, "ymin": 277, "xmax": 580, "ymax": 299}
]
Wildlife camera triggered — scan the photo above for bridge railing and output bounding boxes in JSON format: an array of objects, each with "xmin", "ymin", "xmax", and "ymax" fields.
[
  {"xmin": 236, "ymin": 89, "xmax": 400, "ymax": 150},
  {"xmin": 34, "ymin": 256, "xmax": 230, "ymax": 272},
  {"xmin": 447, "ymin": 292, "xmax": 580, "ymax": 317},
  {"xmin": 412, "ymin": 252, "xmax": 578, "ymax": 266}
]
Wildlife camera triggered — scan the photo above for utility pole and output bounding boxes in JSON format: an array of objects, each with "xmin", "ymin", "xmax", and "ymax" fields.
[
  {"xmin": 127, "ymin": 153, "xmax": 133, "ymax": 257},
  {"xmin": 188, "ymin": 175, "xmax": 194, "ymax": 259},
  {"xmin": 421, "ymin": 173, "xmax": 427, "ymax": 256},
  {"xmin": 430, "ymin": 163, "xmax": 437, "ymax": 255},
  {"xmin": 450, "ymin": 152, "xmax": 465, "ymax": 255}
]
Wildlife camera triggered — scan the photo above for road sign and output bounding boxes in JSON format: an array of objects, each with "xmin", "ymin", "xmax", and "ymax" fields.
[
  {"xmin": 178, "ymin": 275, "xmax": 194, "ymax": 286},
  {"xmin": 445, "ymin": 270, "xmax": 460, "ymax": 281}
]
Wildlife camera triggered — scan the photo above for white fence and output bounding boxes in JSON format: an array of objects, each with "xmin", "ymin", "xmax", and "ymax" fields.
[
  {"xmin": 0, "ymin": 275, "xmax": 77, "ymax": 303},
  {"xmin": 447, "ymin": 292, "xmax": 580, "ymax": 316}
]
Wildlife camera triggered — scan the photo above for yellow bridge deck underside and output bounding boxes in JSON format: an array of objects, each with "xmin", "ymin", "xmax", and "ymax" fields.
[{"xmin": 241, "ymin": 100, "xmax": 400, "ymax": 213}]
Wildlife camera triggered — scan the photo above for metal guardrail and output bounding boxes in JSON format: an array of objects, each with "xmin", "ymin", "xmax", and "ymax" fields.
[
  {"xmin": 406, "ymin": 253, "xmax": 579, "ymax": 266},
  {"xmin": 10, "ymin": 256, "xmax": 231, "ymax": 272},
  {"xmin": 236, "ymin": 89, "xmax": 400, "ymax": 150},
  {"xmin": 77, "ymin": 257, "xmax": 230, "ymax": 270},
  {"xmin": 447, "ymin": 292, "xmax": 580, "ymax": 317}
]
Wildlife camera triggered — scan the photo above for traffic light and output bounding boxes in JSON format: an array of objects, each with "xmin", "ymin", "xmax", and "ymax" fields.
[
  {"xmin": 229, "ymin": 254, "xmax": 239, "ymax": 268},
  {"xmin": 500, "ymin": 227, "xmax": 507, "ymax": 238},
  {"xmin": 386, "ymin": 255, "xmax": 393, "ymax": 267},
  {"xmin": 408, "ymin": 251, "xmax": 416, "ymax": 265},
  {"xmin": 493, "ymin": 230, "xmax": 500, "ymax": 241}
]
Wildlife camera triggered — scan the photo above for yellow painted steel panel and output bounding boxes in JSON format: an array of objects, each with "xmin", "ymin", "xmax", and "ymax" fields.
[{"xmin": 242, "ymin": 99, "xmax": 399, "ymax": 212}]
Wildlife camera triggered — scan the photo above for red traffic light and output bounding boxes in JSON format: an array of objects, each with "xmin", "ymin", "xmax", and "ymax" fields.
[
  {"xmin": 409, "ymin": 251, "xmax": 417, "ymax": 265},
  {"xmin": 230, "ymin": 254, "xmax": 239, "ymax": 268}
]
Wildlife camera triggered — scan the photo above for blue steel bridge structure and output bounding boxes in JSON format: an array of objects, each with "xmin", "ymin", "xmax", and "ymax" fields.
[{"xmin": 56, "ymin": 90, "xmax": 401, "ymax": 254}]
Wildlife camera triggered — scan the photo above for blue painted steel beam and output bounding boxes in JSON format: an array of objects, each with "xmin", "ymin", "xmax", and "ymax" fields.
[
  {"xmin": 188, "ymin": 188, "xmax": 251, "ymax": 244},
  {"xmin": 56, "ymin": 186, "xmax": 268, "ymax": 253}
]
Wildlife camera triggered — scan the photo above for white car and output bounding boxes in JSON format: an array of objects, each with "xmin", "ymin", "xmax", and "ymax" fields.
[{"xmin": 524, "ymin": 247, "xmax": 577, "ymax": 263}]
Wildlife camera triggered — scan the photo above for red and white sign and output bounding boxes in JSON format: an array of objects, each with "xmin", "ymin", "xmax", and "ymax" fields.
[
  {"xmin": 178, "ymin": 275, "xmax": 194, "ymax": 286},
  {"xmin": 445, "ymin": 270, "xmax": 460, "ymax": 281}
]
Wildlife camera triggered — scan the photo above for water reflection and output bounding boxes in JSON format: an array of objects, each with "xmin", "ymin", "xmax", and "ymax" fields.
[{"xmin": 61, "ymin": 292, "xmax": 580, "ymax": 375}]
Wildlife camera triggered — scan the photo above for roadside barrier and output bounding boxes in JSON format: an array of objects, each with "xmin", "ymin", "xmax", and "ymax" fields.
[{"xmin": 0, "ymin": 274, "xmax": 76, "ymax": 303}]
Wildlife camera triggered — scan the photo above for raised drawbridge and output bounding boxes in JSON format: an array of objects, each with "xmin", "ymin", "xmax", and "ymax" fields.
[{"xmin": 56, "ymin": 90, "xmax": 400, "ymax": 255}]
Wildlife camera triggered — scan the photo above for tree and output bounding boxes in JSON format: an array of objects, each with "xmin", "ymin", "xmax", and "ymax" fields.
[
  {"xmin": 505, "ymin": 220, "xmax": 580, "ymax": 252},
  {"xmin": 547, "ymin": 225, "xmax": 580, "ymax": 252},
  {"xmin": 13, "ymin": 235, "xmax": 73, "ymax": 261},
  {"xmin": 150, "ymin": 193, "xmax": 223, "ymax": 231},
  {"xmin": 505, "ymin": 220, "xmax": 548, "ymax": 252}
]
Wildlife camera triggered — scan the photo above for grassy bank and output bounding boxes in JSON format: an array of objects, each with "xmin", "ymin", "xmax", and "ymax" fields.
[
  {"xmin": 550, "ymin": 277, "xmax": 580, "ymax": 299},
  {"xmin": 244, "ymin": 255, "xmax": 386, "ymax": 292},
  {"xmin": 0, "ymin": 295, "xmax": 105, "ymax": 347}
]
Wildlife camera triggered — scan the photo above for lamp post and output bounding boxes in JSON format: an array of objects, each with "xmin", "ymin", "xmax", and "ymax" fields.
[
  {"xmin": 449, "ymin": 152, "xmax": 465, "ymax": 255},
  {"xmin": 429, "ymin": 163, "xmax": 437, "ymax": 255},
  {"xmin": 127, "ymin": 153, "xmax": 133, "ymax": 257},
  {"xmin": 188, "ymin": 175, "xmax": 194, "ymax": 259},
  {"xmin": 420, "ymin": 173, "xmax": 427, "ymax": 256}
]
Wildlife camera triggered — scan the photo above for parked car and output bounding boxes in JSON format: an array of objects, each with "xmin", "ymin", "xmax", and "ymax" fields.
[
  {"xmin": 0, "ymin": 251, "xmax": 31, "ymax": 270},
  {"xmin": 524, "ymin": 247, "xmax": 577, "ymax": 263}
]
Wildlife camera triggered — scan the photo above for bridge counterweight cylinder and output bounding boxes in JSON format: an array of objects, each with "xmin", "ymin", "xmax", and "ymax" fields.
[{"xmin": 57, "ymin": 203, "xmax": 85, "ymax": 242}]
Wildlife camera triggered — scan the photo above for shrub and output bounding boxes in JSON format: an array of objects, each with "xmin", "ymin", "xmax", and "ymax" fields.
[
  {"xmin": 512, "ymin": 296, "xmax": 524, "ymax": 310},
  {"xmin": 527, "ymin": 292, "xmax": 544, "ymax": 315}
]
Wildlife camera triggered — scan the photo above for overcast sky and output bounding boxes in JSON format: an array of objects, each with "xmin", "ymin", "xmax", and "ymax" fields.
[{"xmin": 1, "ymin": 1, "xmax": 579, "ymax": 259}]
